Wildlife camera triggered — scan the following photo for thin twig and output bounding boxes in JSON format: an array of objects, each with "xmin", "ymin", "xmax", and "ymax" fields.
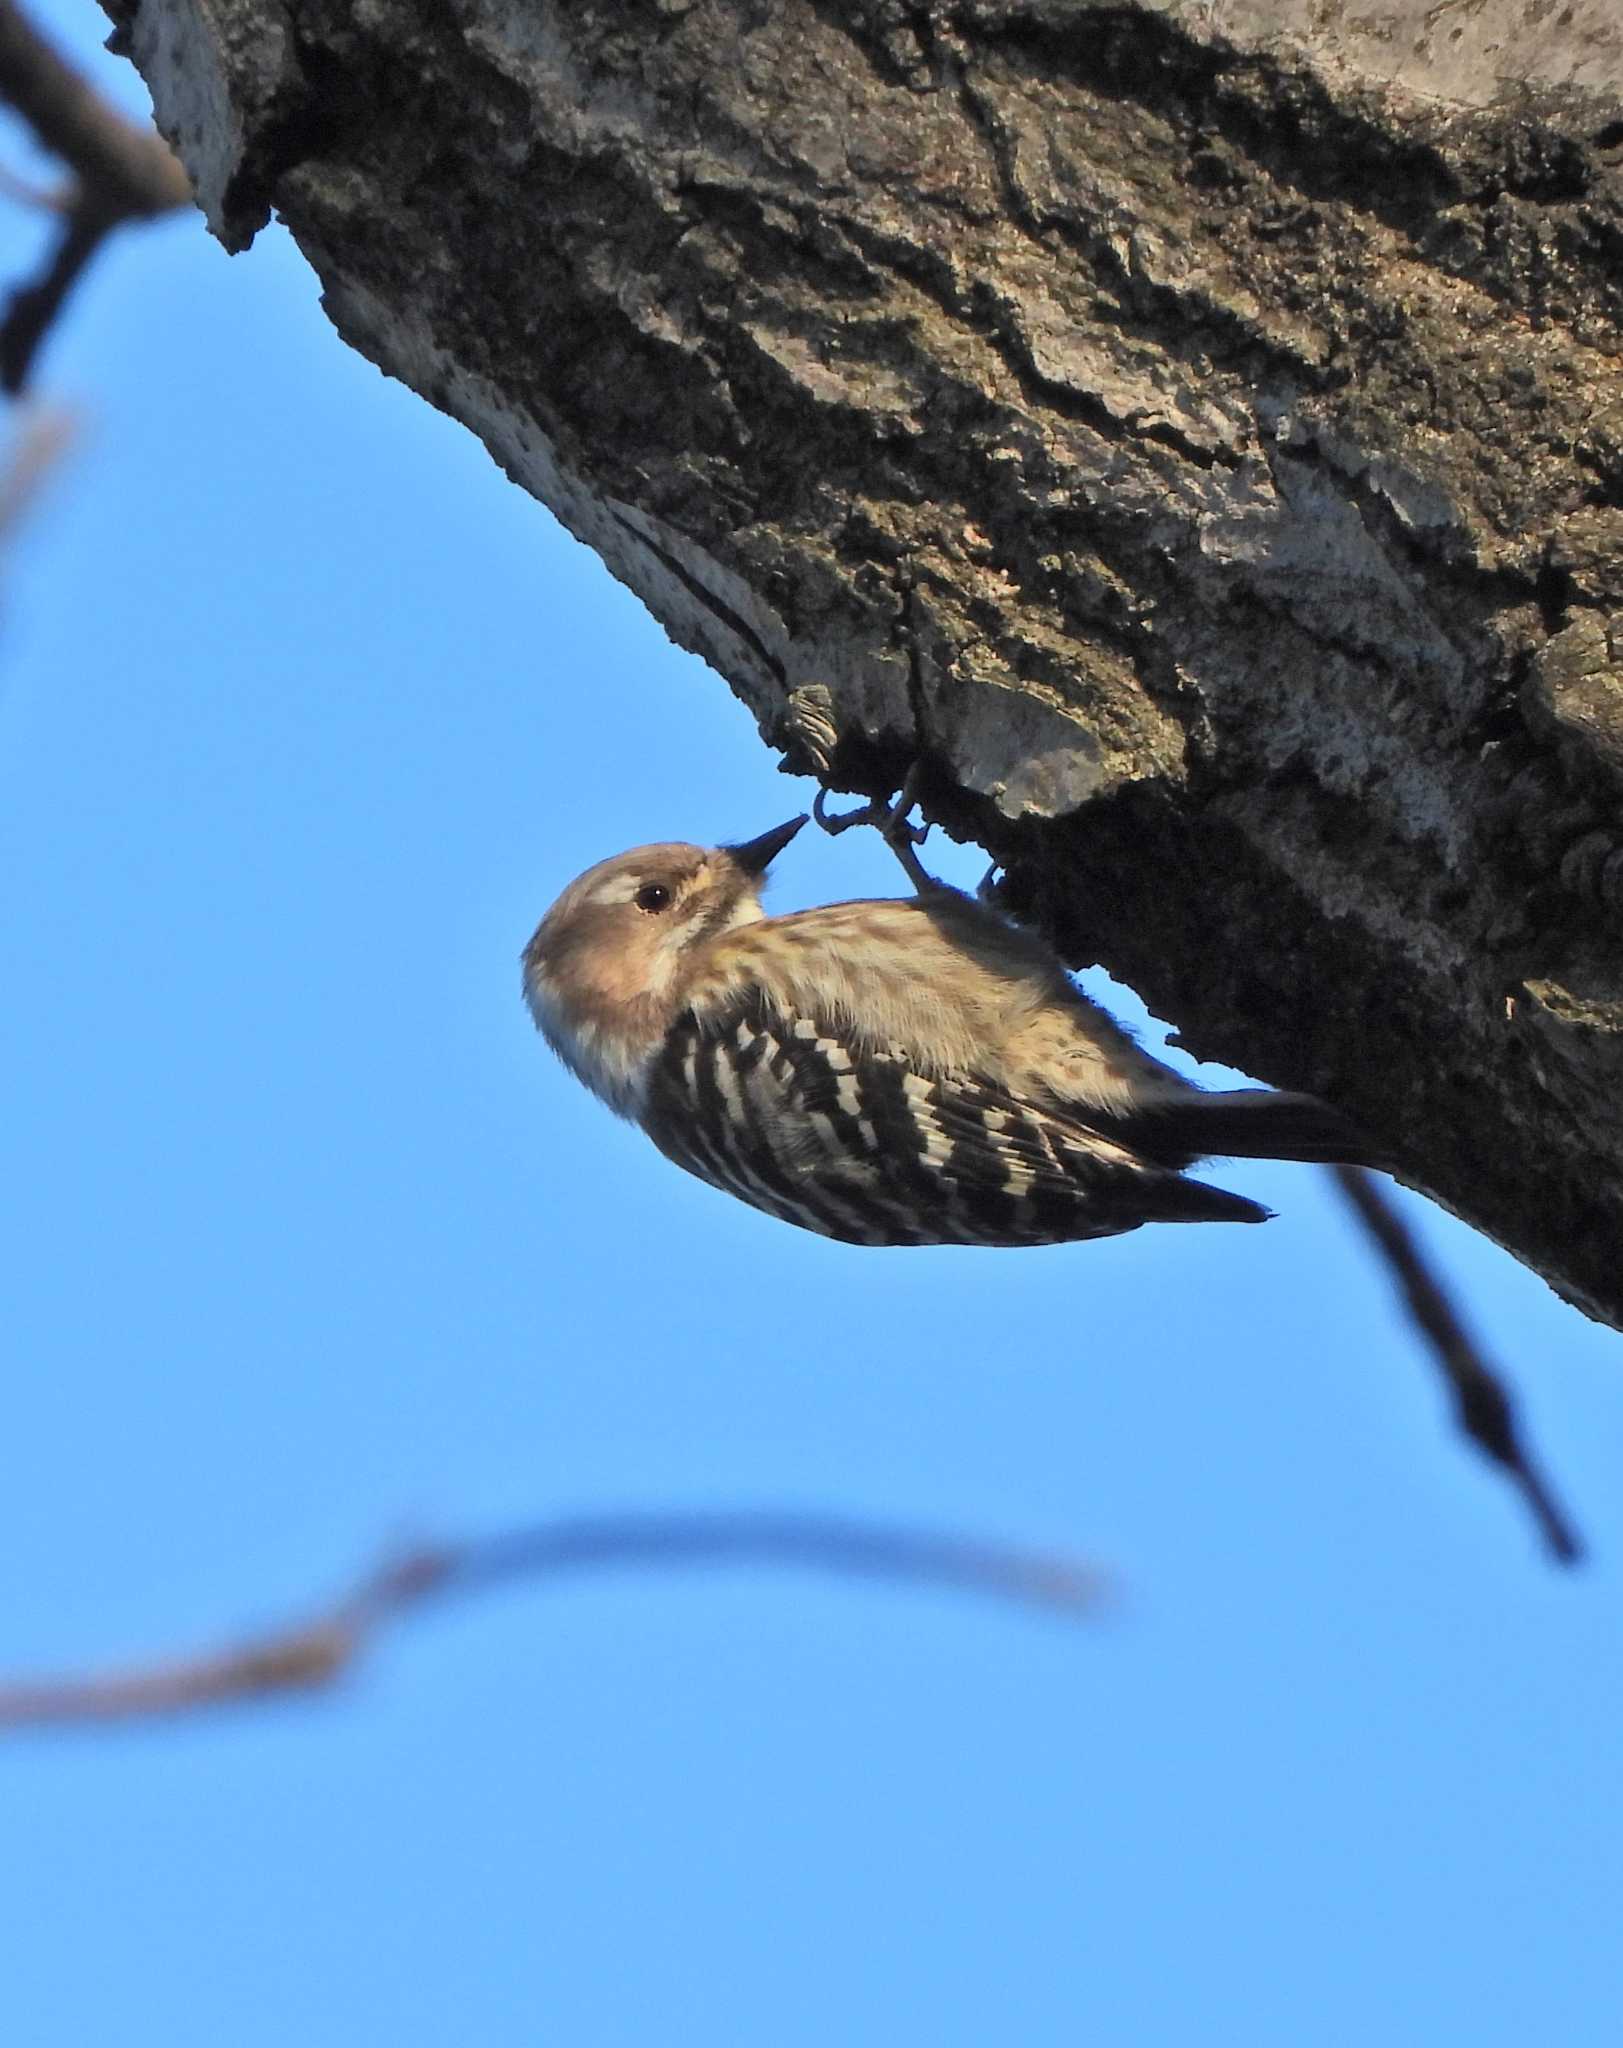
[
  {"xmin": 0, "ymin": 400, "xmax": 73, "ymax": 539},
  {"xmin": 0, "ymin": 1509, "xmax": 1105, "ymax": 1731},
  {"xmin": 1331, "ymin": 1163, "xmax": 1581, "ymax": 1564},
  {"xmin": 0, "ymin": 0, "xmax": 191, "ymax": 392},
  {"xmin": 0, "ymin": 203, "xmax": 107, "ymax": 391}
]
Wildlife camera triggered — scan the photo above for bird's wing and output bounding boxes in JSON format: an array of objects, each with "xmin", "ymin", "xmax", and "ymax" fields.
[{"xmin": 642, "ymin": 986, "xmax": 1267, "ymax": 1247}]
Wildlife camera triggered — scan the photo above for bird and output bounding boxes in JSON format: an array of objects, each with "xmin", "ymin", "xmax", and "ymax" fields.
[{"xmin": 521, "ymin": 814, "xmax": 1379, "ymax": 1248}]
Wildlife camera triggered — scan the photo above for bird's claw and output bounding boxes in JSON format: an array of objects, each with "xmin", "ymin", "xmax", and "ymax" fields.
[
  {"xmin": 812, "ymin": 786, "xmax": 927, "ymax": 848},
  {"xmin": 813, "ymin": 766, "xmax": 935, "ymax": 890}
]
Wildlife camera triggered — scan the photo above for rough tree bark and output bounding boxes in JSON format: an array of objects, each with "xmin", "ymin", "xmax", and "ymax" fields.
[{"xmin": 104, "ymin": 0, "xmax": 1623, "ymax": 1325}]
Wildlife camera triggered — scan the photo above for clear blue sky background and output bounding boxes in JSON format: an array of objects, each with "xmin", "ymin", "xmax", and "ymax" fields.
[{"xmin": 4, "ymin": 10, "xmax": 1622, "ymax": 2042}]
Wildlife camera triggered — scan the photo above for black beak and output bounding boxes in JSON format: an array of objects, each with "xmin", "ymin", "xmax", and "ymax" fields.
[{"xmin": 723, "ymin": 814, "xmax": 808, "ymax": 877}]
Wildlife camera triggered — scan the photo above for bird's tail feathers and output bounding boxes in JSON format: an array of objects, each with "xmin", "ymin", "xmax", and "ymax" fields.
[
  {"xmin": 1116, "ymin": 1088, "xmax": 1384, "ymax": 1170},
  {"xmin": 1134, "ymin": 1173, "xmax": 1274, "ymax": 1226}
]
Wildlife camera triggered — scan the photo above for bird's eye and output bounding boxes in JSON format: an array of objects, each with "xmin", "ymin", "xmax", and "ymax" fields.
[{"xmin": 634, "ymin": 883, "xmax": 672, "ymax": 913}]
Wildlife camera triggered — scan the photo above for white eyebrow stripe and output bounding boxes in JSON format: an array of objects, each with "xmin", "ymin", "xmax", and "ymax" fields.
[{"xmin": 591, "ymin": 876, "xmax": 647, "ymax": 905}]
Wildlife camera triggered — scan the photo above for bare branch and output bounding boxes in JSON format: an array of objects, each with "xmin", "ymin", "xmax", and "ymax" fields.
[
  {"xmin": 0, "ymin": 0, "xmax": 187, "ymax": 216},
  {"xmin": 1331, "ymin": 1166, "xmax": 1582, "ymax": 1565},
  {"xmin": 0, "ymin": 1509, "xmax": 1105, "ymax": 1731},
  {"xmin": 0, "ymin": 205, "xmax": 106, "ymax": 392},
  {"xmin": 121, "ymin": 0, "xmax": 1623, "ymax": 1324},
  {"xmin": 0, "ymin": 0, "xmax": 190, "ymax": 392}
]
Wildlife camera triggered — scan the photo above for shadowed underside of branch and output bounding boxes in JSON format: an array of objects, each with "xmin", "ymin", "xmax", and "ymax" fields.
[{"xmin": 106, "ymin": 0, "xmax": 1623, "ymax": 1324}]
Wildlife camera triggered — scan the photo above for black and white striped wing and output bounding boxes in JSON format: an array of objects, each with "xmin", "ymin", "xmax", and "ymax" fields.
[{"xmin": 641, "ymin": 990, "xmax": 1265, "ymax": 1247}]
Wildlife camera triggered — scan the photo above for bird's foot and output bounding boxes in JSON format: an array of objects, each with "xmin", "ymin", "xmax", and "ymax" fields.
[{"xmin": 813, "ymin": 763, "xmax": 936, "ymax": 890}]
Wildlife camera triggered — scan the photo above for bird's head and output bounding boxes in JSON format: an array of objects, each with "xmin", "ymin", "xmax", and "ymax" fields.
[{"xmin": 521, "ymin": 815, "xmax": 806, "ymax": 1114}]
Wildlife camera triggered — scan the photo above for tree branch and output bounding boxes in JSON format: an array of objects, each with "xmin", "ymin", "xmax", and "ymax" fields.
[
  {"xmin": 0, "ymin": 204, "xmax": 108, "ymax": 391},
  {"xmin": 0, "ymin": 0, "xmax": 189, "ymax": 391},
  {"xmin": 100, "ymin": 0, "xmax": 1623, "ymax": 1325},
  {"xmin": 0, "ymin": 1509, "xmax": 1104, "ymax": 1731},
  {"xmin": 1332, "ymin": 1166, "xmax": 1582, "ymax": 1564},
  {"xmin": 0, "ymin": 0, "xmax": 184, "ymax": 213}
]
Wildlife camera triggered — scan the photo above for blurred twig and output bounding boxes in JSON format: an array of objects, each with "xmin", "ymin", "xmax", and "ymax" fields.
[
  {"xmin": 0, "ymin": 155, "xmax": 67, "ymax": 210},
  {"xmin": 0, "ymin": 398, "xmax": 71, "ymax": 538},
  {"xmin": 0, "ymin": 0, "xmax": 190, "ymax": 393},
  {"xmin": 1331, "ymin": 1164, "xmax": 1581, "ymax": 1564},
  {"xmin": 0, "ymin": 1509, "xmax": 1104, "ymax": 1731}
]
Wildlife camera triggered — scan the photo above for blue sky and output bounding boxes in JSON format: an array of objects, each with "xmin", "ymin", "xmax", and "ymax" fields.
[{"xmin": 3, "ymin": 10, "xmax": 1622, "ymax": 2042}]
